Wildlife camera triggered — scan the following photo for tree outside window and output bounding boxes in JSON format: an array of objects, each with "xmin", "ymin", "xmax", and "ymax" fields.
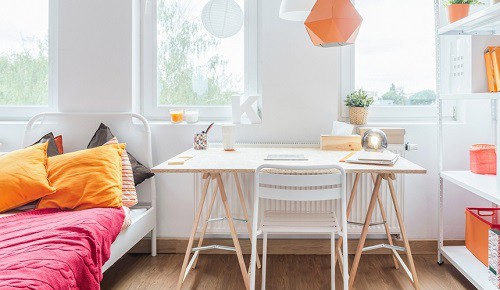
[{"xmin": 157, "ymin": 0, "xmax": 244, "ymax": 107}]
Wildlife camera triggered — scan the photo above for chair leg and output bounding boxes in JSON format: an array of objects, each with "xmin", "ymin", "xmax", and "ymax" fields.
[
  {"xmin": 336, "ymin": 173, "xmax": 360, "ymax": 261},
  {"xmin": 262, "ymin": 231, "xmax": 268, "ymax": 290},
  {"xmin": 342, "ymin": 230, "xmax": 348, "ymax": 290},
  {"xmin": 331, "ymin": 232, "xmax": 336, "ymax": 290},
  {"xmin": 151, "ymin": 227, "xmax": 157, "ymax": 257}
]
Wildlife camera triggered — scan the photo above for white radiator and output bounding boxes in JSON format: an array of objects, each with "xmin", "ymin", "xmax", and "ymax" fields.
[{"xmin": 194, "ymin": 144, "xmax": 405, "ymax": 236}]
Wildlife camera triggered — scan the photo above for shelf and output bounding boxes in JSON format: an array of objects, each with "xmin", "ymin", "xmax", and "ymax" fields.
[
  {"xmin": 440, "ymin": 93, "xmax": 500, "ymax": 100},
  {"xmin": 439, "ymin": 4, "xmax": 500, "ymax": 35},
  {"xmin": 440, "ymin": 171, "xmax": 500, "ymax": 204},
  {"xmin": 440, "ymin": 246, "xmax": 497, "ymax": 290}
]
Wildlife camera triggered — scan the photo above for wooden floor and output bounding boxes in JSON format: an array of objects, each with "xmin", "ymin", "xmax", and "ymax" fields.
[{"xmin": 101, "ymin": 254, "xmax": 472, "ymax": 290}]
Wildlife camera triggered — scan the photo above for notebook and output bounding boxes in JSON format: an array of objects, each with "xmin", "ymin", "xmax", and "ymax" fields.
[
  {"xmin": 346, "ymin": 151, "xmax": 399, "ymax": 165},
  {"xmin": 265, "ymin": 154, "xmax": 308, "ymax": 161}
]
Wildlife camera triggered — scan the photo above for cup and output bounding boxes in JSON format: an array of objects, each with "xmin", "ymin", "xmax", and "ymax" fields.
[
  {"xmin": 194, "ymin": 132, "xmax": 207, "ymax": 150},
  {"xmin": 170, "ymin": 109, "xmax": 184, "ymax": 123},
  {"xmin": 222, "ymin": 125, "xmax": 236, "ymax": 151},
  {"xmin": 185, "ymin": 109, "xmax": 199, "ymax": 123}
]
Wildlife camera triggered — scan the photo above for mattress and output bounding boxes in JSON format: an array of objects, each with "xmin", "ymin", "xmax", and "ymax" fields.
[{"xmin": 0, "ymin": 206, "xmax": 145, "ymax": 232}]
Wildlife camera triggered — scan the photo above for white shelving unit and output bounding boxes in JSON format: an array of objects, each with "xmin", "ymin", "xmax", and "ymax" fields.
[
  {"xmin": 440, "ymin": 171, "xmax": 499, "ymax": 204},
  {"xmin": 439, "ymin": 3, "xmax": 500, "ymax": 35},
  {"xmin": 437, "ymin": 2, "xmax": 500, "ymax": 289},
  {"xmin": 441, "ymin": 246, "xmax": 498, "ymax": 290},
  {"xmin": 440, "ymin": 93, "xmax": 500, "ymax": 100}
]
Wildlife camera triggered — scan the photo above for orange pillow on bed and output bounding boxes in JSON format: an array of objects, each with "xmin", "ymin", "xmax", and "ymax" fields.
[
  {"xmin": 54, "ymin": 135, "xmax": 63, "ymax": 154},
  {"xmin": 0, "ymin": 143, "xmax": 56, "ymax": 213},
  {"xmin": 37, "ymin": 143, "xmax": 125, "ymax": 211}
]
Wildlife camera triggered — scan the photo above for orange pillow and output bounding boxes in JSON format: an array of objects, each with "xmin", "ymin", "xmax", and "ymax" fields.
[
  {"xmin": 0, "ymin": 143, "xmax": 55, "ymax": 213},
  {"xmin": 37, "ymin": 143, "xmax": 125, "ymax": 211},
  {"xmin": 54, "ymin": 135, "xmax": 63, "ymax": 154}
]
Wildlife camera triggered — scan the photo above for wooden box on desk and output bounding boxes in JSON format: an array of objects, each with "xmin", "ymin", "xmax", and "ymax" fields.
[
  {"xmin": 320, "ymin": 135, "xmax": 362, "ymax": 151},
  {"xmin": 358, "ymin": 127, "xmax": 405, "ymax": 145}
]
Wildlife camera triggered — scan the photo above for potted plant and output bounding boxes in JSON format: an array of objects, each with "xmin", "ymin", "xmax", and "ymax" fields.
[
  {"xmin": 345, "ymin": 89, "xmax": 374, "ymax": 125},
  {"xmin": 445, "ymin": 0, "xmax": 483, "ymax": 23}
]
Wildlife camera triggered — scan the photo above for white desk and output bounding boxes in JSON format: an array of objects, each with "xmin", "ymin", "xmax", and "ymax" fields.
[{"xmin": 152, "ymin": 147, "xmax": 426, "ymax": 290}]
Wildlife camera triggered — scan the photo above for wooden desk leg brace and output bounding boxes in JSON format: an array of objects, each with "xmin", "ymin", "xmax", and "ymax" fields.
[
  {"xmin": 336, "ymin": 173, "xmax": 420, "ymax": 289},
  {"xmin": 177, "ymin": 172, "xmax": 259, "ymax": 290}
]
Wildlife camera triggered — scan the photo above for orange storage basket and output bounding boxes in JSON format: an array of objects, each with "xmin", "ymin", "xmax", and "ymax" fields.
[
  {"xmin": 470, "ymin": 144, "xmax": 496, "ymax": 175},
  {"xmin": 465, "ymin": 208, "xmax": 500, "ymax": 266}
]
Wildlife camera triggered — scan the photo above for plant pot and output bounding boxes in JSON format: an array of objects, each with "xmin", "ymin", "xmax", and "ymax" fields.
[
  {"xmin": 447, "ymin": 4, "xmax": 470, "ymax": 23},
  {"xmin": 349, "ymin": 107, "xmax": 369, "ymax": 125}
]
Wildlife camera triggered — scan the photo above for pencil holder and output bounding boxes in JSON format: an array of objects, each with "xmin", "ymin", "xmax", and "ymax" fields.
[{"xmin": 194, "ymin": 132, "xmax": 207, "ymax": 150}]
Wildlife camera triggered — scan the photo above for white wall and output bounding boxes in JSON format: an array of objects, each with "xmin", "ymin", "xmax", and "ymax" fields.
[{"xmin": 0, "ymin": 0, "xmax": 492, "ymax": 240}]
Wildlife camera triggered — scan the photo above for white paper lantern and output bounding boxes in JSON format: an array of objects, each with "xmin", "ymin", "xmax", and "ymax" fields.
[
  {"xmin": 279, "ymin": 0, "xmax": 317, "ymax": 21},
  {"xmin": 202, "ymin": 0, "xmax": 244, "ymax": 38}
]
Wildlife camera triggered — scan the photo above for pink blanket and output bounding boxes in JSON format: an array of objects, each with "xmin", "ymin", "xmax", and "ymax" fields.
[{"xmin": 0, "ymin": 208, "xmax": 125, "ymax": 290}]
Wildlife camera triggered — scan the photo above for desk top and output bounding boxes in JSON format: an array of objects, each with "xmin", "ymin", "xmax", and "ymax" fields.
[{"xmin": 152, "ymin": 147, "xmax": 426, "ymax": 174}]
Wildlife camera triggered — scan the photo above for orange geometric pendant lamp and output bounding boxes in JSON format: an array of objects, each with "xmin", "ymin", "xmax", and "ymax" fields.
[{"xmin": 305, "ymin": 0, "xmax": 363, "ymax": 47}]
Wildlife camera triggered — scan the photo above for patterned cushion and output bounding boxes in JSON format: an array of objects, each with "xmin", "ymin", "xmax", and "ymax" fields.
[
  {"xmin": 88, "ymin": 123, "xmax": 154, "ymax": 185},
  {"xmin": 104, "ymin": 137, "xmax": 138, "ymax": 207}
]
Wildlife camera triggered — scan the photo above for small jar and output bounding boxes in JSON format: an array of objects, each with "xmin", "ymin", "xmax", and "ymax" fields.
[
  {"xmin": 185, "ymin": 109, "xmax": 199, "ymax": 123},
  {"xmin": 170, "ymin": 109, "xmax": 184, "ymax": 123}
]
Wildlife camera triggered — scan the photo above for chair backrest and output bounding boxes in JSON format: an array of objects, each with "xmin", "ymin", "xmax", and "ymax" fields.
[
  {"xmin": 23, "ymin": 112, "xmax": 155, "ymax": 207},
  {"xmin": 254, "ymin": 164, "xmax": 346, "ymax": 202}
]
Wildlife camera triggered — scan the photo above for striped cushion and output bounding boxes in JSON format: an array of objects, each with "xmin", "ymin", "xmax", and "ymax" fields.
[{"xmin": 104, "ymin": 138, "xmax": 138, "ymax": 207}]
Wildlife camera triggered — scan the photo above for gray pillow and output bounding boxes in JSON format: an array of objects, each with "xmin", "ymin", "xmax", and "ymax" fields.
[
  {"xmin": 87, "ymin": 123, "xmax": 154, "ymax": 186},
  {"xmin": 32, "ymin": 132, "xmax": 60, "ymax": 157}
]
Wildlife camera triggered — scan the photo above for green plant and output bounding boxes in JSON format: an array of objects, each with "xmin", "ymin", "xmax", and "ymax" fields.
[
  {"xmin": 345, "ymin": 89, "xmax": 374, "ymax": 108},
  {"xmin": 444, "ymin": 0, "xmax": 483, "ymax": 6}
]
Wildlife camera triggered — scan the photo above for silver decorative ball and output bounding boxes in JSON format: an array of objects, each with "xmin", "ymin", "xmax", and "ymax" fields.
[{"xmin": 362, "ymin": 129, "xmax": 388, "ymax": 152}]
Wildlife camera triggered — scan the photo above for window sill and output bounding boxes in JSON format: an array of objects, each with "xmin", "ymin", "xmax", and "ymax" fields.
[
  {"xmin": 147, "ymin": 115, "xmax": 262, "ymax": 126},
  {"xmin": 339, "ymin": 117, "xmax": 461, "ymax": 126},
  {"xmin": 148, "ymin": 120, "xmax": 262, "ymax": 126}
]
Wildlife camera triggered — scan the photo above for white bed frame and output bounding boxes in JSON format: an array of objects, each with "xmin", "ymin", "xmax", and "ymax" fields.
[{"xmin": 23, "ymin": 112, "xmax": 157, "ymax": 273}]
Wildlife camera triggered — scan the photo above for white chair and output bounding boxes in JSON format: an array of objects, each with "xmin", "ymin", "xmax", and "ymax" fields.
[{"xmin": 249, "ymin": 164, "xmax": 348, "ymax": 290}]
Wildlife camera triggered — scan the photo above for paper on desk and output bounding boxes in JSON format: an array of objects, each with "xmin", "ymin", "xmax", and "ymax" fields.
[{"xmin": 332, "ymin": 121, "xmax": 355, "ymax": 136}]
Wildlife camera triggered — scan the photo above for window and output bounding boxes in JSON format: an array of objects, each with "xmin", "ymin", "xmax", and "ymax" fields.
[
  {"xmin": 341, "ymin": 0, "xmax": 451, "ymax": 120},
  {"xmin": 142, "ymin": 0, "xmax": 259, "ymax": 120},
  {"xmin": 0, "ymin": 0, "xmax": 56, "ymax": 120}
]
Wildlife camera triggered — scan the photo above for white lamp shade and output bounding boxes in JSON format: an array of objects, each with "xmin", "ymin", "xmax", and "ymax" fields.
[
  {"xmin": 202, "ymin": 0, "xmax": 244, "ymax": 38},
  {"xmin": 279, "ymin": 0, "xmax": 317, "ymax": 21}
]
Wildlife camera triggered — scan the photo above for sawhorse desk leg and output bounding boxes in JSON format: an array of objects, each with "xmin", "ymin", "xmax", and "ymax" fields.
[
  {"xmin": 336, "ymin": 173, "xmax": 420, "ymax": 289},
  {"xmin": 177, "ymin": 172, "xmax": 255, "ymax": 290}
]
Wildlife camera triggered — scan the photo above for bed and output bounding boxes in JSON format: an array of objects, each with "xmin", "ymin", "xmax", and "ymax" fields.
[{"xmin": 21, "ymin": 112, "xmax": 157, "ymax": 273}]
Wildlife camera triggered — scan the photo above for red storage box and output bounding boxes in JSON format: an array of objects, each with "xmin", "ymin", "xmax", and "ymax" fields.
[
  {"xmin": 470, "ymin": 144, "xmax": 497, "ymax": 175},
  {"xmin": 466, "ymin": 208, "xmax": 500, "ymax": 266}
]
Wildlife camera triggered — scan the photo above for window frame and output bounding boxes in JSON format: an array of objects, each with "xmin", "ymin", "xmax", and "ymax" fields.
[
  {"xmin": 141, "ymin": 0, "xmax": 260, "ymax": 121},
  {"xmin": 340, "ymin": 0, "xmax": 456, "ymax": 123},
  {"xmin": 0, "ymin": 0, "xmax": 58, "ymax": 121},
  {"xmin": 341, "ymin": 45, "xmax": 455, "ymax": 122}
]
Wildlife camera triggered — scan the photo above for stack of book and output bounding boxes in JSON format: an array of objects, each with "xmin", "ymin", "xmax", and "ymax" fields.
[
  {"xmin": 485, "ymin": 46, "xmax": 500, "ymax": 92},
  {"xmin": 345, "ymin": 151, "xmax": 399, "ymax": 166}
]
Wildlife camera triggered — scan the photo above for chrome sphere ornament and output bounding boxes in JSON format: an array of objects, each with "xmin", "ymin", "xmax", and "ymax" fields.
[{"xmin": 362, "ymin": 129, "xmax": 388, "ymax": 152}]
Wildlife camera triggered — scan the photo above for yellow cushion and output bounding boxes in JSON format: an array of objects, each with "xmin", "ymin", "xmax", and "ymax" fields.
[
  {"xmin": 0, "ymin": 143, "xmax": 55, "ymax": 213},
  {"xmin": 37, "ymin": 144, "xmax": 125, "ymax": 210}
]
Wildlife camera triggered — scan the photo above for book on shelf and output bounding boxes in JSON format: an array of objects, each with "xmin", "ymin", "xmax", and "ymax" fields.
[{"xmin": 485, "ymin": 46, "xmax": 497, "ymax": 92}]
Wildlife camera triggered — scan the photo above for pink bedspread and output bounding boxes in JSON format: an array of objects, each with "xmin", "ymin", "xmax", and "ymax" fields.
[{"xmin": 0, "ymin": 208, "xmax": 125, "ymax": 290}]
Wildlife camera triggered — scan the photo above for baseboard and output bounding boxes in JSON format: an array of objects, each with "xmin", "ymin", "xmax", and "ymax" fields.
[{"xmin": 129, "ymin": 238, "xmax": 464, "ymax": 255}]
